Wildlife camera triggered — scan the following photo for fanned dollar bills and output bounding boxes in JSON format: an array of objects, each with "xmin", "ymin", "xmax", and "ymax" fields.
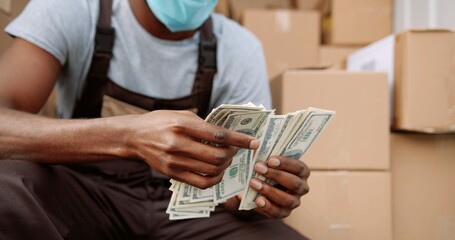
[{"xmin": 166, "ymin": 103, "xmax": 335, "ymax": 220}]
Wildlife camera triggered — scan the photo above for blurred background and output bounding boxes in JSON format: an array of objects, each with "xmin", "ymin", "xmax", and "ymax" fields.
[{"xmin": 1, "ymin": 0, "xmax": 454, "ymax": 239}]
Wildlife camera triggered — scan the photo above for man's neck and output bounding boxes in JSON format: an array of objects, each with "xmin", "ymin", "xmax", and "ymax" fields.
[{"xmin": 129, "ymin": 0, "xmax": 198, "ymax": 41}]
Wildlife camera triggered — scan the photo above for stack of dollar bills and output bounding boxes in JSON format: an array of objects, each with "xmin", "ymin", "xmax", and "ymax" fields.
[{"xmin": 166, "ymin": 103, "xmax": 335, "ymax": 220}]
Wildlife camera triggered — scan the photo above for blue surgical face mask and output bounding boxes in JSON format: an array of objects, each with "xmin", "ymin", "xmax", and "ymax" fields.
[{"xmin": 146, "ymin": 0, "xmax": 218, "ymax": 33}]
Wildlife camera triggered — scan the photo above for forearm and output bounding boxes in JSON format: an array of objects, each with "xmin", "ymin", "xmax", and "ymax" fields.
[{"xmin": 0, "ymin": 107, "xmax": 132, "ymax": 163}]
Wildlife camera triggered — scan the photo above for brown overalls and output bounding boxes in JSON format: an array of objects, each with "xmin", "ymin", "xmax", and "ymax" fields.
[{"xmin": 0, "ymin": 0, "xmax": 307, "ymax": 239}]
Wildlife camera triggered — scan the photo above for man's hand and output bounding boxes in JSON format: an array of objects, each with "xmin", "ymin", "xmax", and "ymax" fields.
[
  {"xmin": 249, "ymin": 156, "xmax": 311, "ymax": 218},
  {"xmin": 125, "ymin": 110, "xmax": 260, "ymax": 189}
]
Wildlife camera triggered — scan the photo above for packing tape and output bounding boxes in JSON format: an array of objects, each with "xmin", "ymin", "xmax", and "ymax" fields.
[
  {"xmin": 326, "ymin": 171, "xmax": 351, "ymax": 240},
  {"xmin": 275, "ymin": 10, "xmax": 291, "ymax": 33}
]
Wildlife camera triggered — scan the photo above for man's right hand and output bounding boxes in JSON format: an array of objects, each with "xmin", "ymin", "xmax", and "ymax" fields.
[
  {"xmin": 124, "ymin": 110, "xmax": 260, "ymax": 189},
  {"xmin": 0, "ymin": 38, "xmax": 258, "ymax": 190}
]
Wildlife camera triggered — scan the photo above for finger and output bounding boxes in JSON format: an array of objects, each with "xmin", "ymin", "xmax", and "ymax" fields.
[
  {"xmin": 254, "ymin": 162, "xmax": 309, "ymax": 196},
  {"xmin": 267, "ymin": 156, "xmax": 310, "ymax": 179},
  {"xmin": 168, "ymin": 169, "xmax": 224, "ymax": 190},
  {"xmin": 250, "ymin": 178, "xmax": 301, "ymax": 210},
  {"xmin": 164, "ymin": 154, "xmax": 231, "ymax": 177},
  {"xmin": 166, "ymin": 136, "xmax": 239, "ymax": 166},
  {"xmin": 254, "ymin": 196, "xmax": 292, "ymax": 219},
  {"xmin": 180, "ymin": 117, "xmax": 260, "ymax": 150}
]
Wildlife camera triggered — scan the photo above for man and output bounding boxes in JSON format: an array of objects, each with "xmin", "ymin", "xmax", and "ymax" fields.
[{"xmin": 0, "ymin": 0, "xmax": 310, "ymax": 239}]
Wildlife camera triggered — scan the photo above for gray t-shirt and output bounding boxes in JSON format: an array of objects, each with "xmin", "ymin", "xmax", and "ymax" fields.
[{"xmin": 6, "ymin": 0, "xmax": 271, "ymax": 118}]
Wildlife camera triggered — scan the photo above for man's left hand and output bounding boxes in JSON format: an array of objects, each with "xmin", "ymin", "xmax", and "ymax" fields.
[{"xmin": 250, "ymin": 156, "xmax": 311, "ymax": 219}]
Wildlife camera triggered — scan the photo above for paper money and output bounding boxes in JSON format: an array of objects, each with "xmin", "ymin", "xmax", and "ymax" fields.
[
  {"xmin": 214, "ymin": 111, "xmax": 272, "ymax": 203},
  {"xmin": 239, "ymin": 108, "xmax": 335, "ymax": 210},
  {"xmin": 166, "ymin": 103, "xmax": 335, "ymax": 219}
]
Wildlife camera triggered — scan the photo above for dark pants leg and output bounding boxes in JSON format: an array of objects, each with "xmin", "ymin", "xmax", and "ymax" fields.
[
  {"xmin": 149, "ymin": 196, "xmax": 308, "ymax": 240},
  {"xmin": 0, "ymin": 159, "xmax": 307, "ymax": 240},
  {"xmin": 146, "ymin": 176, "xmax": 308, "ymax": 239},
  {"xmin": 0, "ymin": 160, "xmax": 150, "ymax": 240}
]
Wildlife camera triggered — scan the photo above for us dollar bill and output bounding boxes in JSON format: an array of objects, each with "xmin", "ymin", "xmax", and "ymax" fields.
[
  {"xmin": 166, "ymin": 104, "xmax": 335, "ymax": 219},
  {"xmin": 241, "ymin": 108, "xmax": 335, "ymax": 210},
  {"xmin": 239, "ymin": 115, "xmax": 288, "ymax": 210},
  {"xmin": 213, "ymin": 111, "xmax": 272, "ymax": 203}
]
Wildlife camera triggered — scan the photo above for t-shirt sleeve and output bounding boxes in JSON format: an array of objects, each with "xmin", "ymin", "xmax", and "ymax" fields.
[
  {"xmin": 210, "ymin": 15, "xmax": 272, "ymax": 110},
  {"xmin": 211, "ymin": 42, "xmax": 272, "ymax": 110},
  {"xmin": 5, "ymin": 0, "xmax": 94, "ymax": 65}
]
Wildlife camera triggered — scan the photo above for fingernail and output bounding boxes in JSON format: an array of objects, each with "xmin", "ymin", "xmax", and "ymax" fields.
[
  {"xmin": 250, "ymin": 178, "xmax": 263, "ymax": 191},
  {"xmin": 268, "ymin": 157, "xmax": 280, "ymax": 167},
  {"xmin": 256, "ymin": 198, "xmax": 266, "ymax": 207},
  {"xmin": 254, "ymin": 163, "xmax": 268, "ymax": 175},
  {"xmin": 249, "ymin": 139, "xmax": 260, "ymax": 149}
]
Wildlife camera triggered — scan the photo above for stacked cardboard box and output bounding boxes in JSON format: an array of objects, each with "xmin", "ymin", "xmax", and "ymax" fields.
[
  {"xmin": 229, "ymin": 0, "xmax": 292, "ymax": 22},
  {"xmin": 347, "ymin": 29, "xmax": 455, "ymax": 239},
  {"xmin": 223, "ymin": 1, "xmax": 395, "ymax": 238},
  {"xmin": 217, "ymin": 0, "xmax": 392, "ymax": 73},
  {"xmin": 243, "ymin": 9, "xmax": 320, "ymax": 81},
  {"xmin": 394, "ymin": 30, "xmax": 455, "ymax": 133},
  {"xmin": 391, "ymin": 133, "xmax": 455, "ymax": 240},
  {"xmin": 319, "ymin": 45, "xmax": 359, "ymax": 69},
  {"xmin": 271, "ymin": 70, "xmax": 392, "ymax": 240},
  {"xmin": 318, "ymin": 0, "xmax": 392, "ymax": 67},
  {"xmin": 348, "ymin": 30, "xmax": 455, "ymax": 133},
  {"xmin": 286, "ymin": 171, "xmax": 392, "ymax": 240},
  {"xmin": 323, "ymin": 0, "xmax": 393, "ymax": 46}
]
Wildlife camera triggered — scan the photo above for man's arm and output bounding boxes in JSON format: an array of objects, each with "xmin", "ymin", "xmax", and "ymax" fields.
[
  {"xmin": 0, "ymin": 38, "xmax": 133, "ymax": 163},
  {"xmin": 0, "ymin": 38, "xmax": 260, "ymax": 189}
]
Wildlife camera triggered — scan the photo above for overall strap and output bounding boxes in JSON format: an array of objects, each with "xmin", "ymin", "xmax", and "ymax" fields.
[
  {"xmin": 193, "ymin": 17, "xmax": 217, "ymax": 119},
  {"xmin": 72, "ymin": 1, "xmax": 217, "ymax": 119},
  {"xmin": 72, "ymin": 0, "xmax": 115, "ymax": 118}
]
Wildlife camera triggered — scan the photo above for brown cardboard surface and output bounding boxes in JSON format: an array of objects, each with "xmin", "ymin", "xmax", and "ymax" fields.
[
  {"xmin": 271, "ymin": 70, "xmax": 389, "ymax": 170},
  {"xmin": 229, "ymin": 0, "xmax": 292, "ymax": 22},
  {"xmin": 0, "ymin": 0, "xmax": 28, "ymax": 54},
  {"xmin": 0, "ymin": 10, "xmax": 11, "ymax": 54},
  {"xmin": 38, "ymin": 89, "xmax": 57, "ymax": 118},
  {"xmin": 391, "ymin": 133, "xmax": 455, "ymax": 240},
  {"xmin": 295, "ymin": 0, "xmax": 330, "ymax": 16},
  {"xmin": 394, "ymin": 30, "xmax": 455, "ymax": 133},
  {"xmin": 326, "ymin": 0, "xmax": 392, "ymax": 45},
  {"xmin": 284, "ymin": 171, "xmax": 392, "ymax": 240},
  {"xmin": 243, "ymin": 10, "xmax": 320, "ymax": 81},
  {"xmin": 319, "ymin": 45, "xmax": 360, "ymax": 69},
  {"xmin": 214, "ymin": 0, "xmax": 230, "ymax": 17}
]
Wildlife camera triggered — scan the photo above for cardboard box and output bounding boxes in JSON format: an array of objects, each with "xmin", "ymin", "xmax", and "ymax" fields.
[
  {"xmin": 294, "ymin": 0, "xmax": 330, "ymax": 17},
  {"xmin": 0, "ymin": 11, "xmax": 9, "ymax": 53},
  {"xmin": 229, "ymin": 0, "xmax": 292, "ymax": 22},
  {"xmin": 391, "ymin": 133, "xmax": 455, "ymax": 240},
  {"xmin": 214, "ymin": 0, "xmax": 230, "ymax": 17},
  {"xmin": 0, "ymin": 0, "xmax": 28, "ymax": 54},
  {"xmin": 324, "ymin": 0, "xmax": 392, "ymax": 45},
  {"xmin": 394, "ymin": 30, "xmax": 455, "ymax": 133},
  {"xmin": 347, "ymin": 30, "xmax": 455, "ymax": 133},
  {"xmin": 243, "ymin": 10, "xmax": 320, "ymax": 81},
  {"xmin": 319, "ymin": 45, "xmax": 360, "ymax": 69},
  {"xmin": 347, "ymin": 34, "xmax": 395, "ymax": 124},
  {"xmin": 271, "ymin": 70, "xmax": 389, "ymax": 170},
  {"xmin": 284, "ymin": 171, "xmax": 392, "ymax": 240}
]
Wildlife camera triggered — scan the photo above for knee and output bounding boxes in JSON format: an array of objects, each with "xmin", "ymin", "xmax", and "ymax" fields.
[
  {"xmin": 0, "ymin": 160, "xmax": 53, "ymax": 213},
  {"xmin": 0, "ymin": 160, "xmax": 63, "ymax": 238},
  {"xmin": 0, "ymin": 159, "xmax": 48, "ymax": 176}
]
